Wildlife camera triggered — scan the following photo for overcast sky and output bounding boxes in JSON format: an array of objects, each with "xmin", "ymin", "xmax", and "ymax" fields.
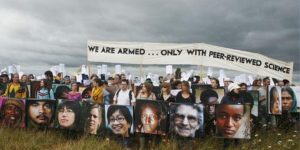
[{"xmin": 0, "ymin": 0, "xmax": 299, "ymax": 72}]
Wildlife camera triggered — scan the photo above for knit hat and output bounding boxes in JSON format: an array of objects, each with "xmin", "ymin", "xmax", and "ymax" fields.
[{"xmin": 228, "ymin": 83, "xmax": 240, "ymax": 92}]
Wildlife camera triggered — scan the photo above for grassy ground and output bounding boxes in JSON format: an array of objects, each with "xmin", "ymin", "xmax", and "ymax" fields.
[{"xmin": 0, "ymin": 127, "xmax": 299, "ymax": 150}]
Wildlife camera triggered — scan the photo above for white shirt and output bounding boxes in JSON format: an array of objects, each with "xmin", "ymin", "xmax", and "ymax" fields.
[{"xmin": 113, "ymin": 89, "xmax": 136, "ymax": 105}]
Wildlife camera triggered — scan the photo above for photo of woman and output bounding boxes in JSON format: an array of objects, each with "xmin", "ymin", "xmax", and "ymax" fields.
[
  {"xmin": 56, "ymin": 100, "xmax": 81, "ymax": 130},
  {"xmin": 85, "ymin": 103, "xmax": 103, "ymax": 135},
  {"xmin": 105, "ymin": 105, "xmax": 133, "ymax": 137}
]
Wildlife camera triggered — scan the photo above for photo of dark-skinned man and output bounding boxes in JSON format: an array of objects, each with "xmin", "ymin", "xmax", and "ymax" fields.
[
  {"xmin": 0, "ymin": 99, "xmax": 25, "ymax": 128},
  {"xmin": 26, "ymin": 99, "xmax": 56, "ymax": 128},
  {"xmin": 135, "ymin": 100, "xmax": 167, "ymax": 135},
  {"xmin": 169, "ymin": 103, "xmax": 204, "ymax": 138}
]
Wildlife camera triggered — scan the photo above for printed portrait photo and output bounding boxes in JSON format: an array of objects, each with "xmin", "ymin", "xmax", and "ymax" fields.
[
  {"xmin": 169, "ymin": 103, "xmax": 204, "ymax": 138},
  {"xmin": 281, "ymin": 86, "xmax": 299, "ymax": 112},
  {"xmin": 135, "ymin": 100, "xmax": 167, "ymax": 135},
  {"xmin": 0, "ymin": 98, "xmax": 26, "ymax": 128},
  {"xmin": 268, "ymin": 86, "xmax": 282, "ymax": 115},
  {"xmin": 26, "ymin": 99, "xmax": 56, "ymax": 128},
  {"xmin": 194, "ymin": 85, "xmax": 225, "ymax": 104},
  {"xmin": 83, "ymin": 102, "xmax": 104, "ymax": 135},
  {"xmin": 105, "ymin": 105, "xmax": 133, "ymax": 137},
  {"xmin": 55, "ymin": 100, "xmax": 83, "ymax": 131},
  {"xmin": 215, "ymin": 104, "xmax": 251, "ymax": 139}
]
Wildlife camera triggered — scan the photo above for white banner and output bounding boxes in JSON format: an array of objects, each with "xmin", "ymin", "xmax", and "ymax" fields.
[{"xmin": 87, "ymin": 41, "xmax": 294, "ymax": 81}]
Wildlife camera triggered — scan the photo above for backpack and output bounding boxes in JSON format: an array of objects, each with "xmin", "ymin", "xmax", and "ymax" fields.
[{"xmin": 116, "ymin": 89, "xmax": 133, "ymax": 105}]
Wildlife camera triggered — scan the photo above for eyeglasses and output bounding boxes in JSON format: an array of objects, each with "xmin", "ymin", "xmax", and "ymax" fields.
[
  {"xmin": 174, "ymin": 114, "xmax": 197, "ymax": 123},
  {"xmin": 58, "ymin": 108, "xmax": 74, "ymax": 114},
  {"xmin": 109, "ymin": 117, "xmax": 125, "ymax": 123}
]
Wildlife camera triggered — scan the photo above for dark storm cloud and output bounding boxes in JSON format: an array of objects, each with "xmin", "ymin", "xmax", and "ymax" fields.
[{"xmin": 0, "ymin": 0, "xmax": 299, "ymax": 71}]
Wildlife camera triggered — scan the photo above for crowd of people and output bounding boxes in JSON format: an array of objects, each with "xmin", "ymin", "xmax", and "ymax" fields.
[{"xmin": 0, "ymin": 70, "xmax": 299, "ymax": 149}]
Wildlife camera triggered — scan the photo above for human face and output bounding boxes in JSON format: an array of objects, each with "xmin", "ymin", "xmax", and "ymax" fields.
[
  {"xmin": 40, "ymin": 80, "xmax": 45, "ymax": 87},
  {"xmin": 161, "ymin": 85, "xmax": 167, "ymax": 92},
  {"xmin": 28, "ymin": 74, "xmax": 34, "ymax": 80},
  {"xmin": 206, "ymin": 97, "xmax": 218, "ymax": 115},
  {"xmin": 282, "ymin": 91, "xmax": 293, "ymax": 111},
  {"xmin": 176, "ymin": 83, "xmax": 182, "ymax": 90},
  {"xmin": 233, "ymin": 88, "xmax": 240, "ymax": 94},
  {"xmin": 141, "ymin": 106, "xmax": 159, "ymax": 134},
  {"xmin": 216, "ymin": 105, "xmax": 244, "ymax": 138},
  {"xmin": 257, "ymin": 80, "xmax": 261, "ymax": 86},
  {"xmin": 29, "ymin": 101, "xmax": 53, "ymax": 125},
  {"xmin": 4, "ymin": 104, "xmax": 22, "ymax": 126},
  {"xmin": 109, "ymin": 110, "xmax": 131, "ymax": 136},
  {"xmin": 181, "ymin": 84, "xmax": 189, "ymax": 92},
  {"xmin": 92, "ymin": 81, "xmax": 98, "ymax": 87},
  {"xmin": 21, "ymin": 75, "xmax": 28, "ymax": 83},
  {"xmin": 114, "ymin": 76, "xmax": 120, "ymax": 84},
  {"xmin": 2, "ymin": 76, "xmax": 8, "ymax": 83},
  {"xmin": 278, "ymin": 81, "xmax": 284, "ymax": 86},
  {"xmin": 58, "ymin": 106, "xmax": 75, "ymax": 128},
  {"xmin": 174, "ymin": 105, "xmax": 200, "ymax": 137},
  {"xmin": 121, "ymin": 81, "xmax": 128, "ymax": 91},
  {"xmin": 87, "ymin": 108, "xmax": 101, "ymax": 134},
  {"xmin": 240, "ymin": 85, "xmax": 247, "ymax": 92},
  {"xmin": 211, "ymin": 80, "xmax": 218, "ymax": 88},
  {"xmin": 121, "ymin": 74, "xmax": 126, "ymax": 80},
  {"xmin": 263, "ymin": 79, "xmax": 270, "ymax": 86},
  {"xmin": 71, "ymin": 83, "xmax": 78, "ymax": 92},
  {"xmin": 224, "ymin": 81, "xmax": 230, "ymax": 87},
  {"xmin": 12, "ymin": 74, "xmax": 19, "ymax": 83},
  {"xmin": 271, "ymin": 91, "xmax": 280, "ymax": 114},
  {"xmin": 142, "ymin": 85, "xmax": 147, "ymax": 92}
]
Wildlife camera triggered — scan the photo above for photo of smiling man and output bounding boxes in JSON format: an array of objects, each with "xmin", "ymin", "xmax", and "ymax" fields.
[
  {"xmin": 215, "ymin": 104, "xmax": 250, "ymax": 139},
  {"xmin": 0, "ymin": 98, "xmax": 26, "ymax": 128},
  {"xmin": 169, "ymin": 103, "xmax": 204, "ymax": 138},
  {"xmin": 105, "ymin": 105, "xmax": 133, "ymax": 137},
  {"xmin": 26, "ymin": 99, "xmax": 56, "ymax": 128}
]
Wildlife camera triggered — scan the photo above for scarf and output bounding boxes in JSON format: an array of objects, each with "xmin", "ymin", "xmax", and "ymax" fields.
[{"xmin": 92, "ymin": 86, "xmax": 104, "ymax": 104}]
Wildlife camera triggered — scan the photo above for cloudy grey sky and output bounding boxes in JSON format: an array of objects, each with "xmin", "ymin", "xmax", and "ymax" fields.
[{"xmin": 0, "ymin": 0, "xmax": 299, "ymax": 78}]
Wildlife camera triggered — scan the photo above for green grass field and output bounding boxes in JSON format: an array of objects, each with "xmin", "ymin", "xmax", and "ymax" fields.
[{"xmin": 0, "ymin": 127, "xmax": 299, "ymax": 150}]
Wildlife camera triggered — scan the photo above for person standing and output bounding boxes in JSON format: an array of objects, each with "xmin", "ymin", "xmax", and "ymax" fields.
[
  {"xmin": 258, "ymin": 77, "xmax": 271, "ymax": 126},
  {"xmin": 175, "ymin": 81, "xmax": 195, "ymax": 104},
  {"xmin": 220, "ymin": 82, "xmax": 244, "ymax": 150},
  {"xmin": 67, "ymin": 82, "xmax": 82, "ymax": 101},
  {"xmin": 113, "ymin": 79, "xmax": 135, "ymax": 106},
  {"xmin": 3, "ymin": 73, "xmax": 27, "ymax": 98},
  {"xmin": 36, "ymin": 79, "xmax": 54, "ymax": 99},
  {"xmin": 91, "ymin": 79, "xmax": 104, "ymax": 104}
]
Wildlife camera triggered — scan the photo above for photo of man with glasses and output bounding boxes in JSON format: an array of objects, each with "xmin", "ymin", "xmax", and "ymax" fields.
[{"xmin": 169, "ymin": 103, "xmax": 204, "ymax": 138}]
